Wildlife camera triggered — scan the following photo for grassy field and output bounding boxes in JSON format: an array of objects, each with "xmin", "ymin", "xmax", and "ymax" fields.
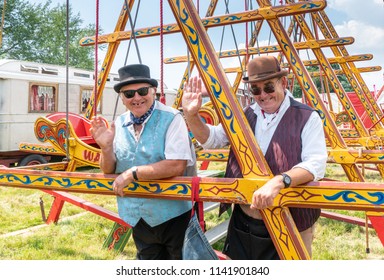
[{"xmin": 0, "ymin": 164, "xmax": 383, "ymax": 260}]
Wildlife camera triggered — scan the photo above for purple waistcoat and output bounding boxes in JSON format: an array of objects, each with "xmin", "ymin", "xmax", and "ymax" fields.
[{"xmin": 225, "ymin": 97, "xmax": 320, "ymax": 232}]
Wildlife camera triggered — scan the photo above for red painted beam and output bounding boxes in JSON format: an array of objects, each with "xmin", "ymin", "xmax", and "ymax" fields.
[
  {"xmin": 321, "ymin": 210, "xmax": 373, "ymax": 228},
  {"xmin": 43, "ymin": 190, "xmax": 129, "ymax": 227}
]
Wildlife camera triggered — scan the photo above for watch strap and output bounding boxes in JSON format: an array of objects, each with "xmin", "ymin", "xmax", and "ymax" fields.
[
  {"xmin": 132, "ymin": 166, "xmax": 139, "ymax": 181},
  {"xmin": 281, "ymin": 173, "xmax": 291, "ymax": 188}
]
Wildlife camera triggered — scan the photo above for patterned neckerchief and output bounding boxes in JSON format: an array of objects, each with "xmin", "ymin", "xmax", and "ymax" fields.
[{"xmin": 125, "ymin": 101, "xmax": 155, "ymax": 126}]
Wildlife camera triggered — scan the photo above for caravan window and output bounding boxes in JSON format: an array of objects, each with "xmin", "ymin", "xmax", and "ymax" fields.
[
  {"xmin": 80, "ymin": 88, "xmax": 101, "ymax": 113},
  {"xmin": 29, "ymin": 84, "xmax": 57, "ymax": 113}
]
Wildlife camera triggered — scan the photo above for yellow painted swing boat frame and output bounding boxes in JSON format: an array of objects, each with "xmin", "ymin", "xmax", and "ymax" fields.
[{"xmin": 2, "ymin": 0, "xmax": 384, "ymax": 259}]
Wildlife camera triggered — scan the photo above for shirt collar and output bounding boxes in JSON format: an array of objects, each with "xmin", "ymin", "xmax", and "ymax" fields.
[{"xmin": 253, "ymin": 90, "xmax": 291, "ymax": 118}]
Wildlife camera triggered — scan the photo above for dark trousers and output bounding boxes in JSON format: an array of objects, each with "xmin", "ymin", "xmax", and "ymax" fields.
[
  {"xmin": 223, "ymin": 204, "xmax": 279, "ymax": 260},
  {"xmin": 132, "ymin": 210, "xmax": 191, "ymax": 260}
]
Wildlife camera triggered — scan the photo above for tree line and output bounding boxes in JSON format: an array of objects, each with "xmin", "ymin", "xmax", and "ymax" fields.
[{"xmin": 0, "ymin": 0, "xmax": 98, "ymax": 70}]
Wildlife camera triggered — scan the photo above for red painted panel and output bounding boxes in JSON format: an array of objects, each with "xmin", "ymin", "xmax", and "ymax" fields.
[
  {"xmin": 346, "ymin": 92, "xmax": 374, "ymax": 128},
  {"xmin": 368, "ymin": 215, "xmax": 384, "ymax": 246}
]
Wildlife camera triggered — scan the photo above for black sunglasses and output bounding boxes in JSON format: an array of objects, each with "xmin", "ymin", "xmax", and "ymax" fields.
[
  {"xmin": 250, "ymin": 78, "xmax": 281, "ymax": 96},
  {"xmin": 121, "ymin": 86, "xmax": 153, "ymax": 99}
]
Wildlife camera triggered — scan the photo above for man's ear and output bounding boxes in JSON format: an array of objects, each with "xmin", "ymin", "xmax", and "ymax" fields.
[{"xmin": 281, "ymin": 76, "xmax": 288, "ymax": 88}]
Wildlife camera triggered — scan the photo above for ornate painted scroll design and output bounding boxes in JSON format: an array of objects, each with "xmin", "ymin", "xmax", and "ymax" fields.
[
  {"xmin": 34, "ymin": 117, "xmax": 101, "ymax": 167},
  {"xmin": 0, "ymin": 173, "xmax": 112, "ymax": 192},
  {"xmin": 327, "ymin": 149, "xmax": 384, "ymax": 164},
  {"xmin": 19, "ymin": 143, "xmax": 62, "ymax": 155},
  {"xmin": 128, "ymin": 181, "xmax": 190, "ymax": 195},
  {"xmin": 196, "ymin": 150, "xmax": 228, "ymax": 161},
  {"xmin": 340, "ymin": 129, "xmax": 360, "ymax": 138},
  {"xmin": 165, "ymin": 37, "xmax": 354, "ymax": 63},
  {"xmin": 324, "ymin": 191, "xmax": 384, "ymax": 205},
  {"xmin": 177, "ymin": 11, "xmax": 234, "ymax": 134},
  {"xmin": 262, "ymin": 207, "xmax": 308, "ymax": 259},
  {"xmin": 2, "ymin": 169, "xmax": 384, "ymax": 210},
  {"xmin": 204, "ymin": 179, "xmax": 247, "ymax": 202},
  {"xmin": 107, "ymin": 225, "xmax": 131, "ymax": 251},
  {"xmin": 35, "ymin": 117, "xmax": 68, "ymax": 151}
]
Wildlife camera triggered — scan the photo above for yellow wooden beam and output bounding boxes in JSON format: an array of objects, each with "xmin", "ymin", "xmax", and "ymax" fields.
[{"xmin": 79, "ymin": 1, "xmax": 326, "ymax": 46}]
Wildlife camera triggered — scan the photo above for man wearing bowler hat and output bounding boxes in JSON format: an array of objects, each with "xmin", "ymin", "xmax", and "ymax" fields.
[
  {"xmin": 90, "ymin": 64, "xmax": 195, "ymax": 260},
  {"xmin": 182, "ymin": 56, "xmax": 327, "ymax": 259}
]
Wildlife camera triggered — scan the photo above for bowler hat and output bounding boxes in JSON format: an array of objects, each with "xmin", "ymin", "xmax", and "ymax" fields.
[
  {"xmin": 243, "ymin": 56, "xmax": 288, "ymax": 83},
  {"xmin": 114, "ymin": 64, "xmax": 158, "ymax": 93}
]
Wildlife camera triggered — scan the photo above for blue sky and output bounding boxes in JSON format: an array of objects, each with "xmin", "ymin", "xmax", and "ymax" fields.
[{"xmin": 27, "ymin": 0, "xmax": 384, "ymax": 93}]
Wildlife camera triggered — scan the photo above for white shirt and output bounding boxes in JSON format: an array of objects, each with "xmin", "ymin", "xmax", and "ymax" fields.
[{"xmin": 201, "ymin": 93, "xmax": 327, "ymax": 180}]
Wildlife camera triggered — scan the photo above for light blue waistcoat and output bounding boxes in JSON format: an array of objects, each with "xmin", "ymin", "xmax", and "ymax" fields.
[{"xmin": 114, "ymin": 104, "xmax": 192, "ymax": 227}]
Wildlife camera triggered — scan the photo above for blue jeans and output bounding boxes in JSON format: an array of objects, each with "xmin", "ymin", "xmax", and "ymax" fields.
[{"xmin": 182, "ymin": 213, "xmax": 219, "ymax": 260}]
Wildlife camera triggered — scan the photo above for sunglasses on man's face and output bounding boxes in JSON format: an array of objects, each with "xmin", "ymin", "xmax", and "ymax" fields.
[
  {"xmin": 121, "ymin": 86, "xmax": 152, "ymax": 99},
  {"xmin": 250, "ymin": 78, "xmax": 281, "ymax": 96}
]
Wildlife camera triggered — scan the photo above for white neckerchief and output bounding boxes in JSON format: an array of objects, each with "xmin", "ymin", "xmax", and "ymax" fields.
[{"xmin": 260, "ymin": 109, "xmax": 280, "ymax": 131}]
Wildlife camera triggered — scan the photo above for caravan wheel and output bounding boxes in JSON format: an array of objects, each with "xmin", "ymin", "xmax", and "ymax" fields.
[{"xmin": 18, "ymin": 155, "xmax": 48, "ymax": 166}]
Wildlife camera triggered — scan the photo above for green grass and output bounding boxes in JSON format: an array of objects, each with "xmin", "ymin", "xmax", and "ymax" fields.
[
  {"xmin": 0, "ymin": 163, "xmax": 383, "ymax": 260},
  {"xmin": 313, "ymin": 215, "xmax": 384, "ymax": 260}
]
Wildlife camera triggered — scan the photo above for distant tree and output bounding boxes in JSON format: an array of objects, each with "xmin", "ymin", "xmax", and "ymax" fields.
[
  {"xmin": 291, "ymin": 64, "xmax": 353, "ymax": 98},
  {"xmin": 0, "ymin": 0, "xmax": 100, "ymax": 70}
]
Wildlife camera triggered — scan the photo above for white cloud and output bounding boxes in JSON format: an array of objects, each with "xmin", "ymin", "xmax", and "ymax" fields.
[
  {"xmin": 335, "ymin": 20, "xmax": 384, "ymax": 50},
  {"xmin": 325, "ymin": 1, "xmax": 384, "ymax": 90},
  {"xmin": 327, "ymin": 0, "xmax": 384, "ymax": 26}
]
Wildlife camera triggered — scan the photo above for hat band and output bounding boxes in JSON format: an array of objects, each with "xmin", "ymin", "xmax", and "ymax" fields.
[
  {"xmin": 122, "ymin": 76, "xmax": 150, "ymax": 81},
  {"xmin": 249, "ymin": 71, "xmax": 279, "ymax": 80}
]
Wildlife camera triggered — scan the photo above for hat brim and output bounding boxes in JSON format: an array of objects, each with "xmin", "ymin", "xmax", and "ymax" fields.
[
  {"xmin": 114, "ymin": 78, "xmax": 158, "ymax": 93},
  {"xmin": 243, "ymin": 70, "xmax": 288, "ymax": 83}
]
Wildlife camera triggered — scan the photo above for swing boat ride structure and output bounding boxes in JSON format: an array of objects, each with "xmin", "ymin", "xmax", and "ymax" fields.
[{"xmin": 1, "ymin": 0, "xmax": 384, "ymax": 260}]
